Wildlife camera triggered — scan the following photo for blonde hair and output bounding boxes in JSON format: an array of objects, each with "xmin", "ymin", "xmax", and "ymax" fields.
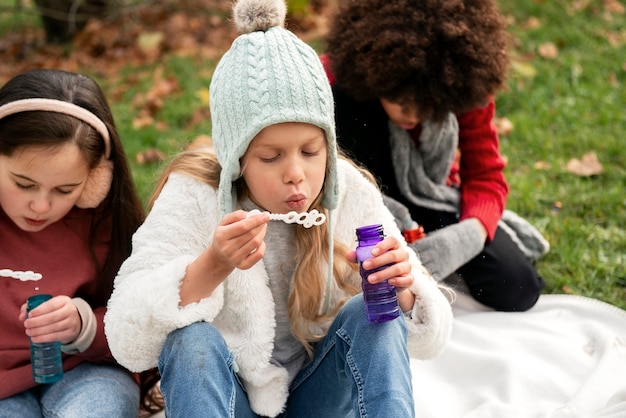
[{"xmin": 150, "ymin": 146, "xmax": 361, "ymax": 354}]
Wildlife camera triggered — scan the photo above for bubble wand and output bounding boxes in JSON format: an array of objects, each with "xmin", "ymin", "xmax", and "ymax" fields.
[{"xmin": 246, "ymin": 209, "xmax": 326, "ymax": 228}]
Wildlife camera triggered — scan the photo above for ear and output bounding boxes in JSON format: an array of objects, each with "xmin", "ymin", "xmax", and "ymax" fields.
[{"xmin": 76, "ymin": 158, "xmax": 114, "ymax": 209}]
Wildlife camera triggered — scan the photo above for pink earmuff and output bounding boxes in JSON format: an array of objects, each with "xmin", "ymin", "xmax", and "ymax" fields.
[{"xmin": 75, "ymin": 158, "xmax": 114, "ymax": 208}]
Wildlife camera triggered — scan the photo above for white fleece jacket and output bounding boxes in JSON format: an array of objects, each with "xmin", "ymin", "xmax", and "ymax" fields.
[{"xmin": 104, "ymin": 158, "xmax": 453, "ymax": 417}]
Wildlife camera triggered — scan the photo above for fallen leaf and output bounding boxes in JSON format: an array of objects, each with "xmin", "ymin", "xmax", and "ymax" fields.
[
  {"xmin": 605, "ymin": 30, "xmax": 626, "ymax": 47},
  {"xmin": 534, "ymin": 161, "xmax": 552, "ymax": 170},
  {"xmin": 136, "ymin": 148, "xmax": 165, "ymax": 165},
  {"xmin": 604, "ymin": 0, "xmax": 625, "ymax": 14},
  {"xmin": 566, "ymin": 152, "xmax": 604, "ymax": 176},
  {"xmin": 185, "ymin": 108, "xmax": 211, "ymax": 130},
  {"xmin": 538, "ymin": 42, "xmax": 559, "ymax": 59},
  {"xmin": 132, "ymin": 112, "xmax": 154, "ymax": 129},
  {"xmin": 571, "ymin": 0, "xmax": 591, "ymax": 12},
  {"xmin": 137, "ymin": 32, "xmax": 164, "ymax": 55},
  {"xmin": 494, "ymin": 116, "xmax": 514, "ymax": 136},
  {"xmin": 186, "ymin": 135, "xmax": 213, "ymax": 150},
  {"xmin": 510, "ymin": 60, "xmax": 537, "ymax": 79},
  {"xmin": 522, "ymin": 17, "xmax": 542, "ymax": 29},
  {"xmin": 196, "ymin": 87, "xmax": 210, "ymax": 106}
]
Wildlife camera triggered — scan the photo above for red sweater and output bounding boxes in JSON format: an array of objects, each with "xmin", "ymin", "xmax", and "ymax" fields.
[
  {"xmin": 321, "ymin": 54, "xmax": 508, "ymax": 240},
  {"xmin": 0, "ymin": 207, "xmax": 116, "ymax": 399}
]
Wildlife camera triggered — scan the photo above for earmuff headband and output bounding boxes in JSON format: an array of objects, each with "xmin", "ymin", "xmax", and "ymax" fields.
[{"xmin": 0, "ymin": 98, "xmax": 111, "ymax": 159}]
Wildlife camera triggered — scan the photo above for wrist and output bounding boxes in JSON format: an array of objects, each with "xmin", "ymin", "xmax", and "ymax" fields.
[{"xmin": 397, "ymin": 288, "xmax": 415, "ymax": 312}]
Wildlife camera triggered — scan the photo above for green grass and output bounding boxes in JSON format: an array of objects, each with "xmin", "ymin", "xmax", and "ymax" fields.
[
  {"xmin": 1, "ymin": 0, "xmax": 624, "ymax": 309},
  {"xmin": 102, "ymin": 57, "xmax": 216, "ymax": 201},
  {"xmin": 496, "ymin": 0, "xmax": 626, "ymax": 308}
]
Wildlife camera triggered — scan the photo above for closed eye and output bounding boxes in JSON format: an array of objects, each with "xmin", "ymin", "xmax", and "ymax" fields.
[
  {"xmin": 302, "ymin": 150, "xmax": 320, "ymax": 157},
  {"xmin": 15, "ymin": 182, "xmax": 34, "ymax": 190},
  {"xmin": 259, "ymin": 154, "xmax": 280, "ymax": 163}
]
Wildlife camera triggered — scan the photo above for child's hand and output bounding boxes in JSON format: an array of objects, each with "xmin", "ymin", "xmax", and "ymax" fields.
[
  {"xmin": 210, "ymin": 210, "xmax": 270, "ymax": 271},
  {"xmin": 180, "ymin": 210, "xmax": 270, "ymax": 306},
  {"xmin": 20, "ymin": 295, "xmax": 81, "ymax": 345},
  {"xmin": 346, "ymin": 235, "xmax": 416, "ymax": 312},
  {"xmin": 347, "ymin": 235, "xmax": 414, "ymax": 289}
]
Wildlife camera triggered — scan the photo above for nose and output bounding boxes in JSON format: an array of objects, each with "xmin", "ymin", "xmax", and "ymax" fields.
[
  {"xmin": 30, "ymin": 194, "xmax": 51, "ymax": 214},
  {"xmin": 403, "ymin": 107, "xmax": 420, "ymax": 126},
  {"xmin": 283, "ymin": 155, "xmax": 305, "ymax": 184}
]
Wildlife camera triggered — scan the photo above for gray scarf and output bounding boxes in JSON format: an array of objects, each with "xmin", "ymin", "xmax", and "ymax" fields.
[
  {"xmin": 389, "ymin": 114, "xmax": 460, "ymax": 213},
  {"xmin": 387, "ymin": 114, "xmax": 549, "ymax": 261}
]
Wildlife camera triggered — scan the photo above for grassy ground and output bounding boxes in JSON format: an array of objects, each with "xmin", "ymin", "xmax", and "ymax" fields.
[
  {"xmin": 1, "ymin": 0, "xmax": 625, "ymax": 309},
  {"xmin": 495, "ymin": 0, "xmax": 626, "ymax": 309}
]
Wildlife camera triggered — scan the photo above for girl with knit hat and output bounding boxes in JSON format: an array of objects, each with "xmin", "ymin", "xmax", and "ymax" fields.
[
  {"xmin": 322, "ymin": 0, "xmax": 548, "ymax": 312},
  {"xmin": 104, "ymin": 0, "xmax": 453, "ymax": 416},
  {"xmin": 0, "ymin": 69, "xmax": 145, "ymax": 415}
]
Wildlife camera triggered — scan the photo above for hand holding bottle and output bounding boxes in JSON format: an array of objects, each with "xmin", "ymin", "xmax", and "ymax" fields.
[
  {"xmin": 20, "ymin": 294, "xmax": 82, "ymax": 345},
  {"xmin": 347, "ymin": 225, "xmax": 415, "ymax": 322},
  {"xmin": 21, "ymin": 294, "xmax": 69, "ymax": 384},
  {"xmin": 345, "ymin": 234, "xmax": 413, "ymax": 289}
]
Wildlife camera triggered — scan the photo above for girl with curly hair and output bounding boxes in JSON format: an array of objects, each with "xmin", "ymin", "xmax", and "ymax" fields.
[{"xmin": 323, "ymin": 0, "xmax": 548, "ymax": 311}]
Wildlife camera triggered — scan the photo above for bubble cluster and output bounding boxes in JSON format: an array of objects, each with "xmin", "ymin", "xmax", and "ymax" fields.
[
  {"xmin": 246, "ymin": 209, "xmax": 326, "ymax": 228},
  {"xmin": 0, "ymin": 269, "xmax": 43, "ymax": 281}
]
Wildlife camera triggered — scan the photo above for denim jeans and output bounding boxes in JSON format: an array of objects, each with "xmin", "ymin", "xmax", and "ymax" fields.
[
  {"xmin": 158, "ymin": 294, "xmax": 414, "ymax": 417},
  {"xmin": 0, "ymin": 362, "xmax": 139, "ymax": 418}
]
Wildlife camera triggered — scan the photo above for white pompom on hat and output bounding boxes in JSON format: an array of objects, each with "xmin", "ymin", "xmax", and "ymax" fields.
[{"xmin": 210, "ymin": 0, "xmax": 338, "ymax": 217}]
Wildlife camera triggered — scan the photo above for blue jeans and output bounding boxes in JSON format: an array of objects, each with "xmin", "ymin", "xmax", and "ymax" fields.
[
  {"xmin": 0, "ymin": 362, "xmax": 139, "ymax": 418},
  {"xmin": 158, "ymin": 295, "xmax": 414, "ymax": 417}
]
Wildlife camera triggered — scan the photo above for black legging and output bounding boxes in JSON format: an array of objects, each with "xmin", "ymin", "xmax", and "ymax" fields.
[{"xmin": 411, "ymin": 206, "xmax": 545, "ymax": 312}]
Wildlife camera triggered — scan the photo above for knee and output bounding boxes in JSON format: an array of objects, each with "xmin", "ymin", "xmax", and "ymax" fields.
[
  {"xmin": 482, "ymin": 269, "xmax": 544, "ymax": 312},
  {"xmin": 339, "ymin": 295, "xmax": 407, "ymax": 337},
  {"xmin": 160, "ymin": 322, "xmax": 228, "ymax": 370}
]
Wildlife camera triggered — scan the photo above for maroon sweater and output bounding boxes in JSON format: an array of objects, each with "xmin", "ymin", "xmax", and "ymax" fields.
[{"xmin": 0, "ymin": 207, "xmax": 116, "ymax": 399}]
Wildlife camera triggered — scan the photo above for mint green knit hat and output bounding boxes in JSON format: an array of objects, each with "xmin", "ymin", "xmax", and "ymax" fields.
[{"xmin": 210, "ymin": 0, "xmax": 338, "ymax": 217}]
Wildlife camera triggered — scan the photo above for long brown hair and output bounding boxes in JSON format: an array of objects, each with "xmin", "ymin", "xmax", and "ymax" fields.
[{"xmin": 0, "ymin": 69, "xmax": 156, "ymax": 413}]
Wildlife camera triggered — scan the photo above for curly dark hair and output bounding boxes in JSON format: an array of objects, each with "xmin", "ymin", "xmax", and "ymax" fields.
[{"xmin": 325, "ymin": 0, "xmax": 511, "ymax": 121}]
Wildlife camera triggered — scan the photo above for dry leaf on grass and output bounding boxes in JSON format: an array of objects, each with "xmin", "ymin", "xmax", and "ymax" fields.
[
  {"xmin": 522, "ymin": 17, "xmax": 542, "ymax": 29},
  {"xmin": 136, "ymin": 148, "xmax": 165, "ymax": 165},
  {"xmin": 604, "ymin": 0, "xmax": 625, "ymax": 14},
  {"xmin": 538, "ymin": 42, "xmax": 559, "ymax": 59},
  {"xmin": 186, "ymin": 135, "xmax": 214, "ymax": 150},
  {"xmin": 534, "ymin": 161, "xmax": 552, "ymax": 170},
  {"xmin": 494, "ymin": 116, "xmax": 514, "ymax": 136},
  {"xmin": 566, "ymin": 152, "xmax": 604, "ymax": 176}
]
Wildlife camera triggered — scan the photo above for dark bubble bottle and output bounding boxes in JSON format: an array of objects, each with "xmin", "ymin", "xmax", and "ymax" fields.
[
  {"xmin": 356, "ymin": 224, "xmax": 400, "ymax": 323},
  {"xmin": 27, "ymin": 294, "xmax": 63, "ymax": 384}
]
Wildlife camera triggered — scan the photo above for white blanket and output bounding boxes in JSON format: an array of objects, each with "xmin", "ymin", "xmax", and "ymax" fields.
[
  {"xmin": 409, "ymin": 292, "xmax": 626, "ymax": 418},
  {"xmin": 149, "ymin": 291, "xmax": 626, "ymax": 418}
]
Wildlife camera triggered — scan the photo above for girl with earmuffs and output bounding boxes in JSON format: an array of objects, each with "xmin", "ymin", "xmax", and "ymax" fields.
[{"xmin": 0, "ymin": 69, "xmax": 152, "ymax": 416}]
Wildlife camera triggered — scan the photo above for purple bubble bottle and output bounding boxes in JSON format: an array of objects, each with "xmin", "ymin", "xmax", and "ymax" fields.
[
  {"xmin": 355, "ymin": 224, "xmax": 400, "ymax": 323},
  {"xmin": 27, "ymin": 294, "xmax": 63, "ymax": 384}
]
